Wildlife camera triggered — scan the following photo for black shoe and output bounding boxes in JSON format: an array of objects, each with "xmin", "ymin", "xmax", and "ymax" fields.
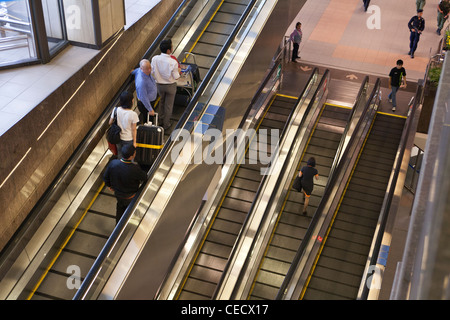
[
  {"xmin": 411, "ymin": 53, "xmax": 414, "ymax": 59},
  {"xmin": 302, "ymin": 210, "xmax": 307, "ymax": 215},
  {"xmin": 437, "ymin": 28, "xmax": 442, "ymax": 35},
  {"xmin": 408, "ymin": 50, "xmax": 411, "ymax": 55}
]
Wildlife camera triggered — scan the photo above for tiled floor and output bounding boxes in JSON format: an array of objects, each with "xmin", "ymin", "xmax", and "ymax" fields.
[{"xmin": 0, "ymin": 0, "xmax": 160, "ymax": 136}]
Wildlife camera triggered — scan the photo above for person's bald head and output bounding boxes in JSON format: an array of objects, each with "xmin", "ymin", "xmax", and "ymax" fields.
[{"xmin": 140, "ymin": 59, "xmax": 151, "ymax": 75}]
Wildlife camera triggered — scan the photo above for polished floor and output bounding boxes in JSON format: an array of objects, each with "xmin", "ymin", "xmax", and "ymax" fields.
[{"xmin": 290, "ymin": 0, "xmax": 442, "ymax": 81}]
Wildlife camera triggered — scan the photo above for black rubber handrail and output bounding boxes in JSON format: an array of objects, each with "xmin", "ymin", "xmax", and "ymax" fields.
[
  {"xmin": 275, "ymin": 78, "xmax": 382, "ymax": 300},
  {"xmin": 74, "ymin": 0, "xmax": 258, "ymax": 300}
]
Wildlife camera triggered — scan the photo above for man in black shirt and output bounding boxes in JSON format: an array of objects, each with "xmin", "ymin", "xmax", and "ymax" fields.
[
  {"xmin": 408, "ymin": 9, "xmax": 425, "ymax": 59},
  {"xmin": 103, "ymin": 144, "xmax": 147, "ymax": 224},
  {"xmin": 388, "ymin": 60, "xmax": 407, "ymax": 112}
]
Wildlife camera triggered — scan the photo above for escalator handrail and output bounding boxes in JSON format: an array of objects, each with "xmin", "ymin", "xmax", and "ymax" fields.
[
  {"xmin": 358, "ymin": 83, "xmax": 424, "ymax": 300},
  {"xmin": 275, "ymin": 78, "xmax": 382, "ymax": 300},
  {"xmin": 327, "ymin": 76, "xmax": 370, "ymax": 185},
  {"xmin": 74, "ymin": 0, "xmax": 259, "ymax": 300},
  {"xmin": 154, "ymin": 57, "xmax": 286, "ymax": 299},
  {"xmin": 212, "ymin": 68, "xmax": 322, "ymax": 299}
]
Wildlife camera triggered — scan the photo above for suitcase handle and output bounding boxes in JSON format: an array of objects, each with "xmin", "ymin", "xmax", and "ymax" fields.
[{"xmin": 145, "ymin": 112, "xmax": 158, "ymax": 127}]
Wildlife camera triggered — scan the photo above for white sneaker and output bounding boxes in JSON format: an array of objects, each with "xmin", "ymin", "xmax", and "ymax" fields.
[
  {"xmin": 392, "ymin": 107, "xmax": 396, "ymax": 112},
  {"xmin": 388, "ymin": 98, "xmax": 392, "ymax": 103}
]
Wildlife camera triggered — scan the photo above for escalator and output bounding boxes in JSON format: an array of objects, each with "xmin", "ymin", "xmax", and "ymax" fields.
[
  {"xmin": 0, "ymin": 0, "xmax": 258, "ymax": 300},
  {"xmin": 301, "ymin": 112, "xmax": 406, "ymax": 300},
  {"xmin": 166, "ymin": 0, "xmax": 252, "ymax": 133},
  {"xmin": 27, "ymin": 183, "xmax": 117, "ymax": 300},
  {"xmin": 247, "ymin": 103, "xmax": 352, "ymax": 300},
  {"xmin": 176, "ymin": 94, "xmax": 300, "ymax": 300},
  {"xmin": 183, "ymin": 0, "xmax": 251, "ymax": 79}
]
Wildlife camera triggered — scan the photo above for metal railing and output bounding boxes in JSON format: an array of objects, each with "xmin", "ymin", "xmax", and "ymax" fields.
[{"xmin": 0, "ymin": 17, "xmax": 32, "ymax": 55}]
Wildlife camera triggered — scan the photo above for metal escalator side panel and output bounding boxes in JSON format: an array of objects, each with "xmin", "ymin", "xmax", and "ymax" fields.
[
  {"xmin": 218, "ymin": 71, "xmax": 332, "ymax": 300},
  {"xmin": 74, "ymin": 0, "xmax": 268, "ymax": 300},
  {"xmin": 174, "ymin": 95, "xmax": 296, "ymax": 300},
  {"xmin": 246, "ymin": 104, "xmax": 352, "ymax": 300}
]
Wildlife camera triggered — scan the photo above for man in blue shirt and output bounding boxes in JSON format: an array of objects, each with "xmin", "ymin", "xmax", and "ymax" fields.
[
  {"xmin": 132, "ymin": 59, "xmax": 157, "ymax": 124},
  {"xmin": 408, "ymin": 9, "xmax": 425, "ymax": 59}
]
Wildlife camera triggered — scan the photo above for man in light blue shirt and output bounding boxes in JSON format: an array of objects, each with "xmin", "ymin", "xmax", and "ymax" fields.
[{"xmin": 132, "ymin": 59, "xmax": 157, "ymax": 124}]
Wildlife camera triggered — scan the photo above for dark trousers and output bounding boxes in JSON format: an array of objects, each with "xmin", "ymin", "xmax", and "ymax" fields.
[
  {"xmin": 363, "ymin": 0, "xmax": 370, "ymax": 11},
  {"xmin": 137, "ymin": 100, "xmax": 157, "ymax": 124},
  {"xmin": 409, "ymin": 31, "xmax": 421, "ymax": 54},
  {"xmin": 116, "ymin": 196, "xmax": 134, "ymax": 224},
  {"xmin": 156, "ymin": 82, "xmax": 177, "ymax": 129},
  {"xmin": 292, "ymin": 43, "xmax": 299, "ymax": 61}
]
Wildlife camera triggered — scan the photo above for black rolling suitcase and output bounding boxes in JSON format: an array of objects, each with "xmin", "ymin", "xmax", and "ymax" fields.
[{"xmin": 135, "ymin": 113, "xmax": 164, "ymax": 166}]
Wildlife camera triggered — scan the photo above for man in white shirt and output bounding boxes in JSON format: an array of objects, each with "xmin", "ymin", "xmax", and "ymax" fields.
[{"xmin": 151, "ymin": 39, "xmax": 181, "ymax": 131}]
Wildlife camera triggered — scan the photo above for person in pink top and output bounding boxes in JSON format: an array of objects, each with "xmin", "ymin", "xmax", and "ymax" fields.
[{"xmin": 289, "ymin": 22, "xmax": 302, "ymax": 63}]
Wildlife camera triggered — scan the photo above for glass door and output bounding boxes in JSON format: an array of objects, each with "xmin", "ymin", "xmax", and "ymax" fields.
[{"xmin": 41, "ymin": 0, "xmax": 67, "ymax": 56}]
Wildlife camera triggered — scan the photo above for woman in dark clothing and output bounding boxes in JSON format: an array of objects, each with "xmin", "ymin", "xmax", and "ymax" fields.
[{"xmin": 298, "ymin": 157, "xmax": 319, "ymax": 215}]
